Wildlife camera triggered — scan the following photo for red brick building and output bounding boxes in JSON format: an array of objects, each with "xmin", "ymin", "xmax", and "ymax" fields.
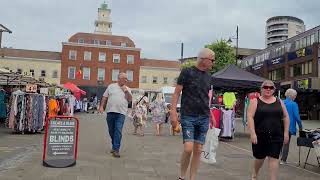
[{"xmin": 60, "ymin": 32, "xmax": 141, "ymax": 97}]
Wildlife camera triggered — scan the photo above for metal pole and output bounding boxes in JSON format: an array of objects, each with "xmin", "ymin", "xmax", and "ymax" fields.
[
  {"xmin": 181, "ymin": 42, "xmax": 184, "ymax": 60},
  {"xmin": 0, "ymin": 31, "xmax": 2, "ymax": 49},
  {"xmin": 236, "ymin": 25, "xmax": 239, "ymax": 65}
]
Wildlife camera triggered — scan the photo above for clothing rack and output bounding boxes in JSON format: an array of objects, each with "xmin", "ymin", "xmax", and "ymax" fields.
[{"xmin": 8, "ymin": 92, "xmax": 46, "ymax": 133}]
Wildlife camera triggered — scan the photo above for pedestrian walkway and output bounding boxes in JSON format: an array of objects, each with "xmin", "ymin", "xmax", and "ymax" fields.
[{"xmin": 0, "ymin": 113, "xmax": 319, "ymax": 180}]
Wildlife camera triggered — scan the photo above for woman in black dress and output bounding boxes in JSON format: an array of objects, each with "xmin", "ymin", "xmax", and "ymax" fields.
[{"xmin": 247, "ymin": 80, "xmax": 289, "ymax": 180}]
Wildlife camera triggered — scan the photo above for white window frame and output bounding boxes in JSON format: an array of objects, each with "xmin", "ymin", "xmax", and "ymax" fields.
[
  {"xmin": 112, "ymin": 69, "xmax": 120, "ymax": 81},
  {"xmin": 113, "ymin": 54, "xmax": 120, "ymax": 63},
  {"xmin": 121, "ymin": 42, "xmax": 127, "ymax": 47},
  {"xmin": 99, "ymin": 52, "xmax": 106, "ymax": 62},
  {"xmin": 152, "ymin": 76, "xmax": 158, "ymax": 84},
  {"xmin": 78, "ymin": 38, "xmax": 84, "ymax": 43},
  {"xmin": 106, "ymin": 40, "xmax": 112, "ymax": 45},
  {"xmin": 163, "ymin": 77, "xmax": 168, "ymax": 84},
  {"xmin": 126, "ymin": 70, "xmax": 133, "ymax": 82},
  {"xmin": 83, "ymin": 67, "xmax": 90, "ymax": 80},
  {"xmin": 68, "ymin": 67, "xmax": 76, "ymax": 79},
  {"xmin": 52, "ymin": 70, "xmax": 58, "ymax": 78},
  {"xmin": 97, "ymin": 68, "xmax": 105, "ymax": 81},
  {"xmin": 84, "ymin": 51, "xmax": 92, "ymax": 61},
  {"xmin": 127, "ymin": 55, "xmax": 134, "ymax": 64},
  {"xmin": 69, "ymin": 50, "xmax": 77, "ymax": 60},
  {"xmin": 41, "ymin": 70, "xmax": 46, "ymax": 77},
  {"xmin": 141, "ymin": 76, "xmax": 147, "ymax": 83},
  {"xmin": 30, "ymin": 69, "xmax": 35, "ymax": 77}
]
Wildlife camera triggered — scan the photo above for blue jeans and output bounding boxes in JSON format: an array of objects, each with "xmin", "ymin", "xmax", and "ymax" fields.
[
  {"xmin": 180, "ymin": 115, "xmax": 209, "ymax": 145},
  {"xmin": 106, "ymin": 112, "xmax": 125, "ymax": 152}
]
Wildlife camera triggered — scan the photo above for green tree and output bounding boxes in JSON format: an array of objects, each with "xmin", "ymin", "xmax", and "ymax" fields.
[
  {"xmin": 180, "ymin": 58, "xmax": 197, "ymax": 69},
  {"xmin": 205, "ymin": 40, "xmax": 236, "ymax": 73}
]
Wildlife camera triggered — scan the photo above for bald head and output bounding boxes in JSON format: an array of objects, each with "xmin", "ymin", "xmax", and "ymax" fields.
[
  {"xmin": 197, "ymin": 48, "xmax": 215, "ymax": 62},
  {"xmin": 118, "ymin": 72, "xmax": 127, "ymax": 79}
]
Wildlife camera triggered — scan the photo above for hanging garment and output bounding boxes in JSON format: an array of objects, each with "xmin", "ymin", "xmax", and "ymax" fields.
[
  {"xmin": 210, "ymin": 108, "xmax": 221, "ymax": 129},
  {"xmin": 0, "ymin": 90, "xmax": 7, "ymax": 118},
  {"xmin": 220, "ymin": 109, "xmax": 235, "ymax": 137},
  {"xmin": 48, "ymin": 99, "xmax": 59, "ymax": 117},
  {"xmin": 223, "ymin": 92, "xmax": 236, "ymax": 109}
]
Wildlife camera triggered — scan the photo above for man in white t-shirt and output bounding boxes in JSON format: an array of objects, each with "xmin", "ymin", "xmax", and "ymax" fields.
[{"xmin": 99, "ymin": 73, "xmax": 132, "ymax": 158}]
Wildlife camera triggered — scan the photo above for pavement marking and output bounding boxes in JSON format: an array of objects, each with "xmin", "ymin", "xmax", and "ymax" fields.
[{"xmin": 221, "ymin": 142, "xmax": 320, "ymax": 176}]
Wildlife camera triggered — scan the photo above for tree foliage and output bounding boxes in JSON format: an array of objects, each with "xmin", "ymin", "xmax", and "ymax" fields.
[
  {"xmin": 205, "ymin": 40, "xmax": 236, "ymax": 74},
  {"xmin": 180, "ymin": 59, "xmax": 197, "ymax": 69}
]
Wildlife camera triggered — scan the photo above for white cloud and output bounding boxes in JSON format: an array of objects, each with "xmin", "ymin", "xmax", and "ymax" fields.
[{"xmin": 1, "ymin": 0, "xmax": 320, "ymax": 59}]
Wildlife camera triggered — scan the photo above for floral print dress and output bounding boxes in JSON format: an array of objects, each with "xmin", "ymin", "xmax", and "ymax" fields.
[{"xmin": 149, "ymin": 100, "xmax": 167, "ymax": 124}]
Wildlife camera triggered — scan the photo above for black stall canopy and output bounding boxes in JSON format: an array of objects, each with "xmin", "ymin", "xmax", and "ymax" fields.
[{"xmin": 211, "ymin": 64, "xmax": 267, "ymax": 91}]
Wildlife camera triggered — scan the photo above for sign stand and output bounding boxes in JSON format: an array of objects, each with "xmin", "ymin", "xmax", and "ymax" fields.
[{"xmin": 43, "ymin": 116, "xmax": 79, "ymax": 168}]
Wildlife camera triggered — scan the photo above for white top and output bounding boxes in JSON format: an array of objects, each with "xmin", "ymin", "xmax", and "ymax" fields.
[{"xmin": 103, "ymin": 83, "xmax": 131, "ymax": 115}]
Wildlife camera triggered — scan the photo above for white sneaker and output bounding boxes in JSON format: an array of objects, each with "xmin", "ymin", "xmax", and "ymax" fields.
[{"xmin": 280, "ymin": 160, "xmax": 286, "ymax": 165}]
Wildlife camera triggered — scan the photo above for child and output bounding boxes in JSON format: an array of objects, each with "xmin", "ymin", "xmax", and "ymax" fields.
[
  {"xmin": 132, "ymin": 90, "xmax": 148, "ymax": 136},
  {"xmin": 167, "ymin": 104, "xmax": 181, "ymax": 136}
]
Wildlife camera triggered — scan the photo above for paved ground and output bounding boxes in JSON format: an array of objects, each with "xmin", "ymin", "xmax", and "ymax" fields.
[{"xmin": 0, "ymin": 113, "xmax": 319, "ymax": 180}]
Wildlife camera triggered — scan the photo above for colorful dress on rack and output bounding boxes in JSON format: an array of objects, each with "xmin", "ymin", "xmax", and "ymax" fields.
[{"xmin": 48, "ymin": 99, "xmax": 59, "ymax": 117}]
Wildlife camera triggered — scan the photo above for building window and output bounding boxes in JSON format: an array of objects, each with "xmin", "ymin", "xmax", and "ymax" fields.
[
  {"xmin": 153, "ymin": 76, "xmax": 158, "ymax": 84},
  {"xmin": 99, "ymin": 52, "xmax": 106, "ymax": 62},
  {"xmin": 290, "ymin": 61, "xmax": 313, "ymax": 77},
  {"xmin": 126, "ymin": 70, "xmax": 133, "ymax": 81},
  {"xmin": 68, "ymin": 67, "xmax": 76, "ymax": 79},
  {"xmin": 311, "ymin": 34, "xmax": 315, "ymax": 45},
  {"xmin": 69, "ymin": 50, "xmax": 77, "ymax": 60},
  {"xmin": 112, "ymin": 69, "xmax": 120, "ymax": 81},
  {"xmin": 52, "ymin": 70, "xmax": 58, "ymax": 78},
  {"xmin": 98, "ymin": 68, "xmax": 105, "ymax": 81},
  {"xmin": 84, "ymin": 51, "xmax": 91, "ymax": 61},
  {"xmin": 308, "ymin": 61, "xmax": 312, "ymax": 74},
  {"xmin": 106, "ymin": 40, "xmax": 112, "ymax": 45},
  {"xmin": 30, "ymin": 69, "xmax": 35, "ymax": 77},
  {"xmin": 306, "ymin": 35, "xmax": 311, "ymax": 47},
  {"xmin": 121, "ymin": 42, "xmax": 127, "ymax": 47},
  {"xmin": 127, "ymin": 55, "xmax": 134, "ymax": 64},
  {"xmin": 78, "ymin": 38, "xmax": 85, "ymax": 43},
  {"xmin": 163, "ymin": 77, "xmax": 168, "ymax": 84},
  {"xmin": 17, "ymin": 68, "xmax": 22, "ymax": 74},
  {"xmin": 99, "ymin": 40, "xmax": 106, "ymax": 45},
  {"xmin": 141, "ymin": 76, "xmax": 147, "ymax": 83},
  {"xmin": 83, "ymin": 67, "xmax": 90, "ymax": 80},
  {"xmin": 113, "ymin": 54, "xmax": 120, "ymax": 63},
  {"xmin": 93, "ymin": 40, "xmax": 99, "ymax": 45},
  {"xmin": 41, "ymin": 70, "xmax": 46, "ymax": 77},
  {"xmin": 268, "ymin": 68, "xmax": 284, "ymax": 81}
]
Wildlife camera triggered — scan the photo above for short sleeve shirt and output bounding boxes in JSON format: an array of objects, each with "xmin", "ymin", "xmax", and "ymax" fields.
[
  {"xmin": 103, "ymin": 83, "xmax": 131, "ymax": 115},
  {"xmin": 177, "ymin": 66, "xmax": 211, "ymax": 116}
]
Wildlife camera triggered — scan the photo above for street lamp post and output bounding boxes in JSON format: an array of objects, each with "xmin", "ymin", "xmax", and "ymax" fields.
[
  {"xmin": 228, "ymin": 25, "xmax": 239, "ymax": 65},
  {"xmin": 0, "ymin": 24, "xmax": 12, "ymax": 49}
]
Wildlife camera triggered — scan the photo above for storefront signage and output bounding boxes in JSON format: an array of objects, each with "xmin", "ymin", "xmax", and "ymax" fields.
[
  {"xmin": 252, "ymin": 62, "xmax": 264, "ymax": 70},
  {"xmin": 43, "ymin": 117, "xmax": 79, "ymax": 168},
  {"xmin": 294, "ymin": 78, "xmax": 311, "ymax": 90},
  {"xmin": 267, "ymin": 56, "xmax": 284, "ymax": 66},
  {"xmin": 26, "ymin": 84, "xmax": 37, "ymax": 93},
  {"xmin": 288, "ymin": 47, "xmax": 313, "ymax": 61},
  {"xmin": 40, "ymin": 88, "xmax": 49, "ymax": 95}
]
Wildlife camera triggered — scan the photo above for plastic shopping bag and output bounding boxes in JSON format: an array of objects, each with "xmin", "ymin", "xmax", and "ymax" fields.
[{"xmin": 201, "ymin": 128, "xmax": 221, "ymax": 164}]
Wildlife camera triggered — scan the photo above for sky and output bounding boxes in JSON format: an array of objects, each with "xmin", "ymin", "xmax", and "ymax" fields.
[{"xmin": 1, "ymin": 0, "xmax": 320, "ymax": 60}]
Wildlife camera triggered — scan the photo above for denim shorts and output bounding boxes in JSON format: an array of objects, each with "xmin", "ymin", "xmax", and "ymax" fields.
[{"xmin": 180, "ymin": 115, "xmax": 209, "ymax": 145}]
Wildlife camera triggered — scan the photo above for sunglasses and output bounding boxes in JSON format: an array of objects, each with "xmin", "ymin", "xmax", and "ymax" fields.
[
  {"xmin": 201, "ymin": 57, "xmax": 215, "ymax": 62},
  {"xmin": 262, "ymin": 86, "xmax": 275, "ymax": 90}
]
